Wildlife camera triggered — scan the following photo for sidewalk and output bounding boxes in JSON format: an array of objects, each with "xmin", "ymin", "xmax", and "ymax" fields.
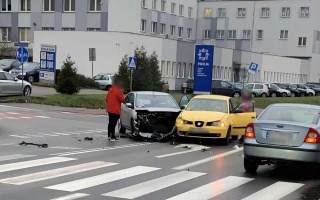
[{"xmin": 31, "ymin": 85, "xmax": 106, "ymax": 97}]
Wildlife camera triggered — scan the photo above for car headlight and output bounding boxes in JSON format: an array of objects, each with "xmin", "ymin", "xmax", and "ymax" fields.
[
  {"xmin": 176, "ymin": 118, "xmax": 192, "ymax": 125},
  {"xmin": 207, "ymin": 121, "xmax": 225, "ymax": 127}
]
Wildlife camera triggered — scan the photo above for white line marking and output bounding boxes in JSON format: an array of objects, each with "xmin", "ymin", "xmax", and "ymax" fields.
[
  {"xmin": 50, "ymin": 147, "xmax": 83, "ymax": 150},
  {"xmin": 38, "ymin": 133, "xmax": 59, "ymax": 137},
  {"xmin": 45, "ymin": 166, "xmax": 160, "ymax": 192},
  {"xmin": 20, "ymin": 117, "xmax": 32, "ymax": 119},
  {"xmin": 172, "ymin": 148, "xmax": 243, "ymax": 170},
  {"xmin": 167, "ymin": 176, "xmax": 253, "ymax": 200},
  {"xmin": 10, "ymin": 135, "xmax": 30, "ymax": 139},
  {"xmin": 0, "ymin": 105, "xmax": 41, "ymax": 111},
  {"xmin": 156, "ymin": 149, "xmax": 201, "ymax": 158},
  {"xmin": 4, "ymin": 117, "xmax": 18, "ymax": 119},
  {"xmin": 0, "ymin": 143, "xmax": 15, "ymax": 146},
  {"xmin": 0, "ymin": 157, "xmax": 76, "ymax": 173},
  {"xmin": 51, "ymin": 193, "xmax": 90, "ymax": 200},
  {"xmin": 242, "ymin": 181, "xmax": 304, "ymax": 200},
  {"xmin": 0, "ymin": 154, "xmax": 35, "ymax": 162},
  {"xmin": 24, "ymin": 134, "xmax": 44, "ymax": 138},
  {"xmin": 34, "ymin": 116, "xmax": 51, "ymax": 119},
  {"xmin": 6, "ymin": 112, "xmax": 19, "ymax": 115},
  {"xmin": 51, "ymin": 132, "xmax": 70, "ymax": 136},
  {"xmin": 0, "ymin": 161, "xmax": 117, "ymax": 185},
  {"xmin": 103, "ymin": 171, "xmax": 206, "ymax": 199}
]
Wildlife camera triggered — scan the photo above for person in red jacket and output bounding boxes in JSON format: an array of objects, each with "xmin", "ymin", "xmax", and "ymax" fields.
[{"xmin": 106, "ymin": 80, "xmax": 125, "ymax": 141}]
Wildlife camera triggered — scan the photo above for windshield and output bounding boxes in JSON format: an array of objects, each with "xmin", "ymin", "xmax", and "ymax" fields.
[
  {"xmin": 186, "ymin": 98, "xmax": 228, "ymax": 113},
  {"xmin": 136, "ymin": 94, "xmax": 178, "ymax": 109},
  {"xmin": 18, "ymin": 63, "xmax": 38, "ymax": 70},
  {"xmin": 259, "ymin": 106, "xmax": 320, "ymax": 125},
  {"xmin": 0, "ymin": 60, "xmax": 13, "ymax": 67}
]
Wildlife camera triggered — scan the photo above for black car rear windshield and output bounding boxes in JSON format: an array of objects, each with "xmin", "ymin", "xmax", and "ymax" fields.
[{"xmin": 259, "ymin": 106, "xmax": 320, "ymax": 125}]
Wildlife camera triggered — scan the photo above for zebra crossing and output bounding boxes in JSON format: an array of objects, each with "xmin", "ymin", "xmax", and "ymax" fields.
[
  {"xmin": 0, "ymin": 153, "xmax": 305, "ymax": 200},
  {"xmin": 0, "ymin": 112, "xmax": 51, "ymax": 120}
]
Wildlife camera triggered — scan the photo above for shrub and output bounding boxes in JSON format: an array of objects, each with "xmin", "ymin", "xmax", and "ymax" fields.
[{"xmin": 76, "ymin": 74, "xmax": 99, "ymax": 89}]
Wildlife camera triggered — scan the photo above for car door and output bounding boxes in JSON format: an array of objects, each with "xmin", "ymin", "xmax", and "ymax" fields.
[
  {"xmin": 4, "ymin": 72, "xmax": 21, "ymax": 95},
  {"xmin": 221, "ymin": 81, "xmax": 234, "ymax": 96},
  {"xmin": 121, "ymin": 93, "xmax": 135, "ymax": 128},
  {"xmin": 229, "ymin": 99, "xmax": 256, "ymax": 136},
  {"xmin": 0, "ymin": 72, "xmax": 9, "ymax": 96},
  {"xmin": 34, "ymin": 65, "xmax": 40, "ymax": 82}
]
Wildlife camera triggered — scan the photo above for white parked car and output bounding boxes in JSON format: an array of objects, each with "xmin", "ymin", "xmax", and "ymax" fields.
[
  {"xmin": 93, "ymin": 73, "xmax": 113, "ymax": 91},
  {"xmin": 0, "ymin": 71, "xmax": 32, "ymax": 96},
  {"xmin": 264, "ymin": 83, "xmax": 291, "ymax": 97}
]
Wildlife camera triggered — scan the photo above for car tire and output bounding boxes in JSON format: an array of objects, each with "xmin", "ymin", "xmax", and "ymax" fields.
[
  {"xmin": 233, "ymin": 92, "xmax": 240, "ymax": 98},
  {"xmin": 244, "ymin": 157, "xmax": 259, "ymax": 174},
  {"xmin": 300, "ymin": 93, "xmax": 305, "ymax": 97},
  {"xmin": 291, "ymin": 93, "xmax": 296, "ymax": 97},
  {"xmin": 271, "ymin": 93, "xmax": 277, "ymax": 98},
  {"xmin": 23, "ymin": 86, "xmax": 31, "ymax": 96},
  {"xmin": 309, "ymin": 92, "xmax": 314, "ymax": 96},
  {"xmin": 282, "ymin": 92, "xmax": 287, "ymax": 97},
  {"xmin": 118, "ymin": 120, "xmax": 126, "ymax": 134},
  {"xmin": 316, "ymin": 92, "xmax": 320, "ymax": 96},
  {"xmin": 27, "ymin": 76, "xmax": 34, "ymax": 84},
  {"xmin": 222, "ymin": 127, "xmax": 231, "ymax": 145},
  {"xmin": 261, "ymin": 93, "xmax": 267, "ymax": 98}
]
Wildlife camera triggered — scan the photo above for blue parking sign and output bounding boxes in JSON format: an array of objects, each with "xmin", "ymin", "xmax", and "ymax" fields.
[
  {"xmin": 16, "ymin": 47, "xmax": 29, "ymax": 63},
  {"xmin": 248, "ymin": 62, "xmax": 259, "ymax": 74}
]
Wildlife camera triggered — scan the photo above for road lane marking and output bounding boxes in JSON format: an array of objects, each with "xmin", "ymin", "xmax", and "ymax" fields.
[
  {"xmin": 103, "ymin": 171, "xmax": 206, "ymax": 199},
  {"xmin": 156, "ymin": 149, "xmax": 201, "ymax": 158},
  {"xmin": 38, "ymin": 133, "xmax": 59, "ymax": 137},
  {"xmin": 167, "ymin": 176, "xmax": 253, "ymax": 200},
  {"xmin": 4, "ymin": 117, "xmax": 18, "ymax": 119},
  {"xmin": 51, "ymin": 143, "xmax": 151, "ymax": 156},
  {"xmin": 0, "ymin": 154, "xmax": 35, "ymax": 162},
  {"xmin": 172, "ymin": 147, "xmax": 243, "ymax": 170},
  {"xmin": 34, "ymin": 116, "xmax": 51, "ymax": 119},
  {"xmin": 45, "ymin": 166, "xmax": 160, "ymax": 192},
  {"xmin": 50, "ymin": 147, "xmax": 83, "ymax": 150},
  {"xmin": 0, "ymin": 105, "xmax": 41, "ymax": 111},
  {"xmin": 0, "ymin": 161, "xmax": 117, "ymax": 185},
  {"xmin": 0, "ymin": 157, "xmax": 76, "ymax": 173},
  {"xmin": 51, "ymin": 193, "xmax": 90, "ymax": 200},
  {"xmin": 24, "ymin": 134, "xmax": 44, "ymax": 138},
  {"xmin": 50, "ymin": 132, "xmax": 71, "ymax": 136},
  {"xmin": 242, "ymin": 181, "xmax": 304, "ymax": 200},
  {"xmin": 9, "ymin": 135, "xmax": 29, "ymax": 139},
  {"xmin": 20, "ymin": 117, "xmax": 32, "ymax": 119},
  {"xmin": 6, "ymin": 112, "xmax": 19, "ymax": 114}
]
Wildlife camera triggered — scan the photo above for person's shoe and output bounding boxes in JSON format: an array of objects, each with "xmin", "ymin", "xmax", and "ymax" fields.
[
  {"xmin": 114, "ymin": 137, "xmax": 120, "ymax": 141},
  {"xmin": 110, "ymin": 138, "xmax": 115, "ymax": 142}
]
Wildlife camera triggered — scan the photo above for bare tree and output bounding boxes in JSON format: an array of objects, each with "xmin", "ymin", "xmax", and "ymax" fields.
[{"xmin": 0, "ymin": 42, "xmax": 15, "ymax": 59}]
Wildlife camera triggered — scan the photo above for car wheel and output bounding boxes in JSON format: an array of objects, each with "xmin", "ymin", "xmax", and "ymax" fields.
[
  {"xmin": 118, "ymin": 120, "xmax": 126, "ymax": 134},
  {"xmin": 291, "ymin": 93, "xmax": 296, "ymax": 97},
  {"xmin": 222, "ymin": 127, "xmax": 231, "ymax": 145},
  {"xmin": 244, "ymin": 157, "xmax": 259, "ymax": 173},
  {"xmin": 233, "ymin": 92, "xmax": 240, "ymax": 98},
  {"xmin": 309, "ymin": 92, "xmax": 314, "ymax": 96},
  {"xmin": 261, "ymin": 93, "xmax": 267, "ymax": 98},
  {"xmin": 300, "ymin": 92, "xmax": 305, "ymax": 97},
  {"xmin": 232, "ymin": 136, "xmax": 238, "ymax": 140},
  {"xmin": 23, "ymin": 86, "xmax": 31, "ymax": 96},
  {"xmin": 316, "ymin": 92, "xmax": 320, "ymax": 96},
  {"xmin": 27, "ymin": 76, "xmax": 34, "ymax": 84},
  {"xmin": 282, "ymin": 92, "xmax": 287, "ymax": 97},
  {"xmin": 271, "ymin": 93, "xmax": 277, "ymax": 98}
]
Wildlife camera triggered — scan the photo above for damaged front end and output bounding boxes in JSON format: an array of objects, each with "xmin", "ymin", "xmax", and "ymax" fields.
[{"xmin": 131, "ymin": 110, "xmax": 180, "ymax": 142}]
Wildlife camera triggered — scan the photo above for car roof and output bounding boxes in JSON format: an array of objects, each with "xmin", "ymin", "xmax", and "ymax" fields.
[
  {"xmin": 134, "ymin": 91, "xmax": 170, "ymax": 96},
  {"xmin": 193, "ymin": 95, "xmax": 230, "ymax": 101},
  {"xmin": 270, "ymin": 103, "xmax": 320, "ymax": 109}
]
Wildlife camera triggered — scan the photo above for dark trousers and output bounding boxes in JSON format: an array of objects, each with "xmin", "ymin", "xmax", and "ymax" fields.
[{"xmin": 108, "ymin": 113, "xmax": 120, "ymax": 138}]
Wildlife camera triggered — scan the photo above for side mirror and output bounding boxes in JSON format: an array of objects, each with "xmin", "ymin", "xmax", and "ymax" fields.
[
  {"xmin": 14, "ymin": 77, "xmax": 18, "ymax": 82},
  {"xmin": 125, "ymin": 103, "xmax": 133, "ymax": 109},
  {"xmin": 233, "ymin": 109, "xmax": 243, "ymax": 114},
  {"xmin": 179, "ymin": 95, "xmax": 189, "ymax": 108}
]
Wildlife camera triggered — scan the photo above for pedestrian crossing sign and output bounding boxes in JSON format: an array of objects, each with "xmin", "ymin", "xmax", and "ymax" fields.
[{"xmin": 128, "ymin": 57, "xmax": 137, "ymax": 70}]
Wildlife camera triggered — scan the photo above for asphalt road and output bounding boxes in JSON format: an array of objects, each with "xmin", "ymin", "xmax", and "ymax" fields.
[{"xmin": 0, "ymin": 104, "xmax": 319, "ymax": 200}]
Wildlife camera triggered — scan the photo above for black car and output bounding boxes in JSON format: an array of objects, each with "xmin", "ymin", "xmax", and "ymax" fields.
[
  {"xmin": 273, "ymin": 83, "xmax": 300, "ymax": 97},
  {"xmin": 292, "ymin": 84, "xmax": 311, "ymax": 96},
  {"xmin": 0, "ymin": 59, "xmax": 21, "ymax": 72},
  {"xmin": 306, "ymin": 84, "xmax": 320, "ymax": 96},
  {"xmin": 10, "ymin": 62, "xmax": 40, "ymax": 83},
  {"xmin": 306, "ymin": 82, "xmax": 320, "ymax": 87},
  {"xmin": 212, "ymin": 80, "xmax": 242, "ymax": 97},
  {"xmin": 181, "ymin": 79, "xmax": 194, "ymax": 94},
  {"xmin": 263, "ymin": 83, "xmax": 283, "ymax": 97}
]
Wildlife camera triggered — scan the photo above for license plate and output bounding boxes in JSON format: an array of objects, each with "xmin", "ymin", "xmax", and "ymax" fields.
[
  {"xmin": 266, "ymin": 131, "xmax": 293, "ymax": 142},
  {"xmin": 189, "ymin": 128, "xmax": 209, "ymax": 134}
]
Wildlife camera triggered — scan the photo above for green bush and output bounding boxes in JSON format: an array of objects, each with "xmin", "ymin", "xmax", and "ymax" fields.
[{"xmin": 76, "ymin": 74, "xmax": 99, "ymax": 89}]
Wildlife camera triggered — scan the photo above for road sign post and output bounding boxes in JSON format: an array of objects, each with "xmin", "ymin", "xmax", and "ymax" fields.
[
  {"xmin": 89, "ymin": 48, "xmax": 96, "ymax": 79},
  {"xmin": 128, "ymin": 57, "xmax": 137, "ymax": 92},
  {"xmin": 16, "ymin": 47, "xmax": 29, "ymax": 96}
]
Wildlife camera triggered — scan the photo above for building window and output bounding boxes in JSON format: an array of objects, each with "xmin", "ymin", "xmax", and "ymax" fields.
[
  {"xmin": 242, "ymin": 30, "xmax": 251, "ymax": 39},
  {"xmin": 170, "ymin": 25, "xmax": 175, "ymax": 37},
  {"xmin": 42, "ymin": 27, "xmax": 54, "ymax": 31},
  {"xmin": 87, "ymin": 28, "xmax": 100, "ymax": 31},
  {"xmin": 257, "ymin": 30, "xmax": 263, "ymax": 40},
  {"xmin": 152, "ymin": 0, "xmax": 157, "ymax": 10},
  {"xmin": 19, "ymin": 28, "xmax": 31, "ymax": 42},
  {"xmin": 204, "ymin": 30, "xmax": 210, "ymax": 39},
  {"xmin": 141, "ymin": 19, "xmax": 146, "ymax": 32},
  {"xmin": 218, "ymin": 8, "xmax": 226, "ymax": 17},
  {"xmin": 298, "ymin": 37, "xmax": 307, "ymax": 46},
  {"xmin": 177, "ymin": 62, "xmax": 181, "ymax": 78},
  {"xmin": 300, "ymin": 7, "xmax": 310, "ymax": 17},
  {"xmin": 172, "ymin": 62, "xmax": 176, "ymax": 77},
  {"xmin": 281, "ymin": 7, "xmax": 290, "ymax": 18},
  {"xmin": 0, "ymin": 27, "xmax": 11, "ymax": 41},
  {"xmin": 171, "ymin": 3, "xmax": 176, "ymax": 14},
  {"xmin": 64, "ymin": 0, "xmax": 75, "ymax": 12},
  {"xmin": 166, "ymin": 61, "xmax": 170, "ymax": 77},
  {"xmin": 179, "ymin": 5, "xmax": 184, "ymax": 16},
  {"xmin": 160, "ymin": 23, "xmax": 166, "ymax": 35},
  {"xmin": 188, "ymin": 7, "xmax": 192, "ymax": 18},
  {"xmin": 62, "ymin": 27, "xmax": 75, "ymax": 31},
  {"xmin": 182, "ymin": 63, "xmax": 186, "ymax": 78},
  {"xmin": 151, "ymin": 22, "xmax": 157, "ymax": 34},
  {"xmin": 89, "ymin": 0, "xmax": 101, "ymax": 12},
  {"xmin": 237, "ymin": 8, "xmax": 246, "ymax": 17},
  {"xmin": 216, "ymin": 30, "xmax": 225, "ymax": 39},
  {"xmin": 21, "ymin": 0, "xmax": 31, "ymax": 12},
  {"xmin": 205, "ymin": 8, "xmax": 212, "ymax": 17},
  {"xmin": 280, "ymin": 30, "xmax": 288, "ymax": 39},
  {"xmin": 261, "ymin": 7, "xmax": 270, "ymax": 17},
  {"xmin": 1, "ymin": 0, "xmax": 11, "ymax": 11},
  {"xmin": 188, "ymin": 63, "xmax": 192, "ymax": 78},
  {"xmin": 141, "ymin": 0, "xmax": 146, "ymax": 8},
  {"xmin": 161, "ymin": 0, "xmax": 166, "ymax": 12},
  {"xmin": 43, "ymin": 0, "xmax": 55, "ymax": 12},
  {"xmin": 228, "ymin": 30, "xmax": 236, "ymax": 39},
  {"xmin": 187, "ymin": 28, "xmax": 192, "ymax": 39},
  {"xmin": 178, "ymin": 27, "xmax": 183, "ymax": 38}
]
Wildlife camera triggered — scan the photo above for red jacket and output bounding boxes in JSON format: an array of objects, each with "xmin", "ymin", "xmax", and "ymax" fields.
[{"xmin": 106, "ymin": 86, "xmax": 124, "ymax": 115}]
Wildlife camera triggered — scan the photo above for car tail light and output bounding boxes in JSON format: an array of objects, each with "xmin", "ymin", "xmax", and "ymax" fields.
[
  {"xmin": 304, "ymin": 128, "xmax": 320, "ymax": 144},
  {"xmin": 245, "ymin": 123, "xmax": 255, "ymax": 138}
]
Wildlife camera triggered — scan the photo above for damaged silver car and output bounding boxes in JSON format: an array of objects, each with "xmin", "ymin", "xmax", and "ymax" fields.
[{"xmin": 118, "ymin": 91, "xmax": 181, "ymax": 141}]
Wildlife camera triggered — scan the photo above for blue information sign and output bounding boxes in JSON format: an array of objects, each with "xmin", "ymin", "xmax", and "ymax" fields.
[
  {"xmin": 248, "ymin": 62, "xmax": 259, "ymax": 74},
  {"xmin": 16, "ymin": 47, "xmax": 29, "ymax": 63},
  {"xmin": 193, "ymin": 45, "xmax": 214, "ymax": 94},
  {"xmin": 40, "ymin": 44, "xmax": 56, "ymax": 82},
  {"xmin": 128, "ymin": 57, "xmax": 137, "ymax": 70}
]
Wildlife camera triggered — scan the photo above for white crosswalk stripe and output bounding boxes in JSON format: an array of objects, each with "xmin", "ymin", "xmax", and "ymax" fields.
[
  {"xmin": 50, "ymin": 193, "xmax": 90, "ymax": 200},
  {"xmin": 0, "ymin": 154, "xmax": 35, "ymax": 162}
]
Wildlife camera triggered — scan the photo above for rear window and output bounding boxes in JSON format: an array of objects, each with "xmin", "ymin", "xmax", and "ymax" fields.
[
  {"xmin": 259, "ymin": 106, "xmax": 320, "ymax": 125},
  {"xmin": 254, "ymin": 84, "xmax": 263, "ymax": 89}
]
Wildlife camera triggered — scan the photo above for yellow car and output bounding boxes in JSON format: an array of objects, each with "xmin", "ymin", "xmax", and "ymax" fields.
[{"xmin": 176, "ymin": 95, "xmax": 256, "ymax": 145}]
